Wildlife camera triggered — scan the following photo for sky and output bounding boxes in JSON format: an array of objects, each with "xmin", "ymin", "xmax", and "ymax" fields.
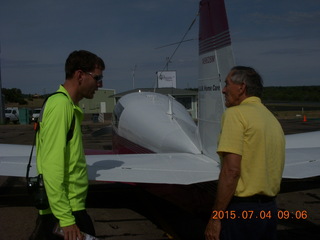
[{"xmin": 0, "ymin": 0, "xmax": 319, "ymax": 95}]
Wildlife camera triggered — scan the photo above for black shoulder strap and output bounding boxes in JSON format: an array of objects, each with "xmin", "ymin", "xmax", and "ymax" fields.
[
  {"xmin": 26, "ymin": 92, "xmax": 75, "ymax": 180},
  {"xmin": 36, "ymin": 92, "xmax": 75, "ymax": 141},
  {"xmin": 67, "ymin": 114, "xmax": 75, "ymax": 143}
]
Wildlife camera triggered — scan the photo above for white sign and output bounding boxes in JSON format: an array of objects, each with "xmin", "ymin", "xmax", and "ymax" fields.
[
  {"xmin": 157, "ymin": 71, "xmax": 176, "ymax": 88},
  {"xmin": 100, "ymin": 102, "xmax": 106, "ymax": 113}
]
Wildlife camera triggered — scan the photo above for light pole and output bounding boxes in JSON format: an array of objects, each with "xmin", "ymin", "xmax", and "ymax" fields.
[
  {"xmin": 132, "ymin": 64, "xmax": 137, "ymax": 89},
  {"xmin": 0, "ymin": 43, "xmax": 5, "ymax": 124}
]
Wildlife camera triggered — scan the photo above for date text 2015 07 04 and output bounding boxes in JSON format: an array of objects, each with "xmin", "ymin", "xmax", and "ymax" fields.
[{"xmin": 211, "ymin": 210, "xmax": 308, "ymax": 220}]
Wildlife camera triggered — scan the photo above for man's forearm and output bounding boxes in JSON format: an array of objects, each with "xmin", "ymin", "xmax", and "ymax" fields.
[
  {"xmin": 211, "ymin": 153, "xmax": 241, "ymax": 214},
  {"xmin": 212, "ymin": 168, "xmax": 239, "ymax": 213}
]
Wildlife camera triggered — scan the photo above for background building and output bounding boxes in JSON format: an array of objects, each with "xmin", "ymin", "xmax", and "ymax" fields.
[{"xmin": 79, "ymin": 88, "xmax": 115, "ymax": 122}]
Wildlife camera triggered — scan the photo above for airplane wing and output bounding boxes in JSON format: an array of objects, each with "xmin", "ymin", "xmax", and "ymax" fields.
[
  {"xmin": 284, "ymin": 147, "xmax": 320, "ymax": 179},
  {"xmin": 0, "ymin": 144, "xmax": 33, "ymax": 177},
  {"xmin": 285, "ymin": 131, "xmax": 320, "ymax": 149},
  {"xmin": 85, "ymin": 153, "xmax": 220, "ymax": 184},
  {"xmin": 283, "ymin": 131, "xmax": 320, "ymax": 179},
  {"xmin": 1, "ymin": 140, "xmax": 320, "ymax": 184},
  {"xmin": 0, "ymin": 144, "xmax": 221, "ymax": 185}
]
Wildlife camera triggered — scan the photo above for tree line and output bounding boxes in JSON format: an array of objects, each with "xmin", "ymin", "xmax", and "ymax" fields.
[
  {"xmin": 188, "ymin": 86, "xmax": 320, "ymax": 102},
  {"xmin": 262, "ymin": 86, "xmax": 320, "ymax": 102},
  {"xmin": 2, "ymin": 86, "xmax": 320, "ymax": 105},
  {"xmin": 1, "ymin": 88, "xmax": 30, "ymax": 105}
]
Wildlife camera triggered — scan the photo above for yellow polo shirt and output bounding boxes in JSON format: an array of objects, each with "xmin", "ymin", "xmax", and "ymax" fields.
[
  {"xmin": 36, "ymin": 85, "xmax": 88, "ymax": 227},
  {"xmin": 217, "ymin": 97, "xmax": 285, "ymax": 197}
]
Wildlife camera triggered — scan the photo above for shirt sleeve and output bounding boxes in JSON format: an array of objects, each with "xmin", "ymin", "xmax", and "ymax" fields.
[
  {"xmin": 39, "ymin": 95, "xmax": 75, "ymax": 226},
  {"xmin": 217, "ymin": 107, "xmax": 245, "ymax": 157}
]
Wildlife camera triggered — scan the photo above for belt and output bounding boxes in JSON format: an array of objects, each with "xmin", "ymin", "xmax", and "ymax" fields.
[{"xmin": 231, "ymin": 195, "xmax": 275, "ymax": 203}]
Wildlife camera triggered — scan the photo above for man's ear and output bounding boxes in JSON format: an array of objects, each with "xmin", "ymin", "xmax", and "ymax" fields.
[
  {"xmin": 238, "ymin": 82, "xmax": 247, "ymax": 96},
  {"xmin": 75, "ymin": 70, "xmax": 83, "ymax": 85},
  {"xmin": 240, "ymin": 82, "xmax": 246, "ymax": 90}
]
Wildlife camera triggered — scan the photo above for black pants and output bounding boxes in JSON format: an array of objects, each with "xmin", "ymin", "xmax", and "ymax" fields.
[
  {"xmin": 220, "ymin": 199, "xmax": 278, "ymax": 240},
  {"xmin": 29, "ymin": 210, "xmax": 95, "ymax": 240}
]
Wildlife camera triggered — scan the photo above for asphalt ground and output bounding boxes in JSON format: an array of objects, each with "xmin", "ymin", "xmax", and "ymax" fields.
[{"xmin": 0, "ymin": 118, "xmax": 320, "ymax": 240}]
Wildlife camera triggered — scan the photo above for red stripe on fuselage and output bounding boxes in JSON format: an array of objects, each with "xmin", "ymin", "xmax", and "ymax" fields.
[{"xmin": 112, "ymin": 131, "xmax": 154, "ymax": 154}]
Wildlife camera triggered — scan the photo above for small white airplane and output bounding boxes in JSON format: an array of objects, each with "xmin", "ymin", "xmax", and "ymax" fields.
[{"xmin": 1, "ymin": 0, "xmax": 320, "ymax": 189}]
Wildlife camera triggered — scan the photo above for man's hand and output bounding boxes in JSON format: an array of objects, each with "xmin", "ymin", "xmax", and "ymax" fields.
[
  {"xmin": 205, "ymin": 219, "xmax": 221, "ymax": 240},
  {"xmin": 62, "ymin": 224, "xmax": 83, "ymax": 240}
]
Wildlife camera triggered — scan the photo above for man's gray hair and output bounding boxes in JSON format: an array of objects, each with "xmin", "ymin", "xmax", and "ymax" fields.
[{"xmin": 230, "ymin": 66, "xmax": 263, "ymax": 97}]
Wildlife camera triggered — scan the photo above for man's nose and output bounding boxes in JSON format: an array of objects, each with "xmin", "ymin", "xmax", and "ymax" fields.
[
  {"xmin": 97, "ymin": 80, "xmax": 103, "ymax": 88},
  {"xmin": 222, "ymin": 86, "xmax": 226, "ymax": 94}
]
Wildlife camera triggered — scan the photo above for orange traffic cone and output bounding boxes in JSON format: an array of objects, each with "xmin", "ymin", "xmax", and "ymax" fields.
[{"xmin": 303, "ymin": 115, "xmax": 307, "ymax": 122}]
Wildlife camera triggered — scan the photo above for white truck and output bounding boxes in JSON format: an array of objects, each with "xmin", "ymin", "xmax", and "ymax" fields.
[
  {"xmin": 5, "ymin": 107, "xmax": 19, "ymax": 124},
  {"xmin": 31, "ymin": 108, "xmax": 41, "ymax": 122}
]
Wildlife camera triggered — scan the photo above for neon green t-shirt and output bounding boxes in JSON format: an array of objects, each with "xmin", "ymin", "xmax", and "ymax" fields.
[
  {"xmin": 217, "ymin": 97, "xmax": 285, "ymax": 197},
  {"xmin": 36, "ymin": 85, "xmax": 88, "ymax": 227}
]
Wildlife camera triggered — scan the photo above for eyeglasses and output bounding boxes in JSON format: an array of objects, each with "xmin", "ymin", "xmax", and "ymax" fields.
[{"xmin": 86, "ymin": 72, "xmax": 103, "ymax": 83}]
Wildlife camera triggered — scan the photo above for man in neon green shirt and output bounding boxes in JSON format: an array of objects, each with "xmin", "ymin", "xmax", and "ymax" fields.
[
  {"xmin": 205, "ymin": 66, "xmax": 285, "ymax": 240},
  {"xmin": 31, "ymin": 50, "xmax": 105, "ymax": 240}
]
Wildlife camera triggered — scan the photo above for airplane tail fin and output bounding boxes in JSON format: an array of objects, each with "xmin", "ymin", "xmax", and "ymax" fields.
[{"xmin": 198, "ymin": 0, "xmax": 235, "ymax": 159}]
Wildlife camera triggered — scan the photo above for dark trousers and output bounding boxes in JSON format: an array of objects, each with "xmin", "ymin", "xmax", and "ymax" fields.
[
  {"xmin": 29, "ymin": 210, "xmax": 95, "ymax": 240},
  {"xmin": 220, "ymin": 199, "xmax": 278, "ymax": 240}
]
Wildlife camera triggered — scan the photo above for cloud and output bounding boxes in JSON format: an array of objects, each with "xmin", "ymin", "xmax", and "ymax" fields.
[
  {"xmin": 251, "ymin": 10, "xmax": 320, "ymax": 26},
  {"xmin": 1, "ymin": 0, "xmax": 319, "ymax": 94}
]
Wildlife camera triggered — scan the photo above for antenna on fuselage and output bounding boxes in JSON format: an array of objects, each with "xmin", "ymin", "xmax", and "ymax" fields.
[{"xmin": 167, "ymin": 94, "xmax": 174, "ymax": 119}]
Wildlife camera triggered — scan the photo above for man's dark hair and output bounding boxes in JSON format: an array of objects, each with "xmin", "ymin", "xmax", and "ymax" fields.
[
  {"xmin": 65, "ymin": 50, "xmax": 105, "ymax": 79},
  {"xmin": 230, "ymin": 66, "xmax": 263, "ymax": 97}
]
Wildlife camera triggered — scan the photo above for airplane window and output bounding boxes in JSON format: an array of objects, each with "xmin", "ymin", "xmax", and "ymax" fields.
[{"xmin": 175, "ymin": 97, "xmax": 192, "ymax": 110}]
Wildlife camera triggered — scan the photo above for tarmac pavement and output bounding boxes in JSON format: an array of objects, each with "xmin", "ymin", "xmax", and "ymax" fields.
[{"xmin": 0, "ymin": 119, "xmax": 319, "ymax": 240}]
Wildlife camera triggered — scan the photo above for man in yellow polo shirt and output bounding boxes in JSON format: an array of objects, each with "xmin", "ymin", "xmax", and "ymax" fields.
[
  {"xmin": 205, "ymin": 66, "xmax": 285, "ymax": 240},
  {"xmin": 30, "ymin": 50, "xmax": 105, "ymax": 240}
]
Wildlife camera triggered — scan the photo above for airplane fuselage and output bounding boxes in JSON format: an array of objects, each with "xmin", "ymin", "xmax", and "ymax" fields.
[{"xmin": 112, "ymin": 92, "xmax": 202, "ymax": 155}]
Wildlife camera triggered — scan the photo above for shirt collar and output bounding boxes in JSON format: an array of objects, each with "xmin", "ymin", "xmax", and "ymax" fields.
[
  {"xmin": 57, "ymin": 85, "xmax": 73, "ymax": 103},
  {"xmin": 240, "ymin": 96, "xmax": 261, "ymax": 105}
]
